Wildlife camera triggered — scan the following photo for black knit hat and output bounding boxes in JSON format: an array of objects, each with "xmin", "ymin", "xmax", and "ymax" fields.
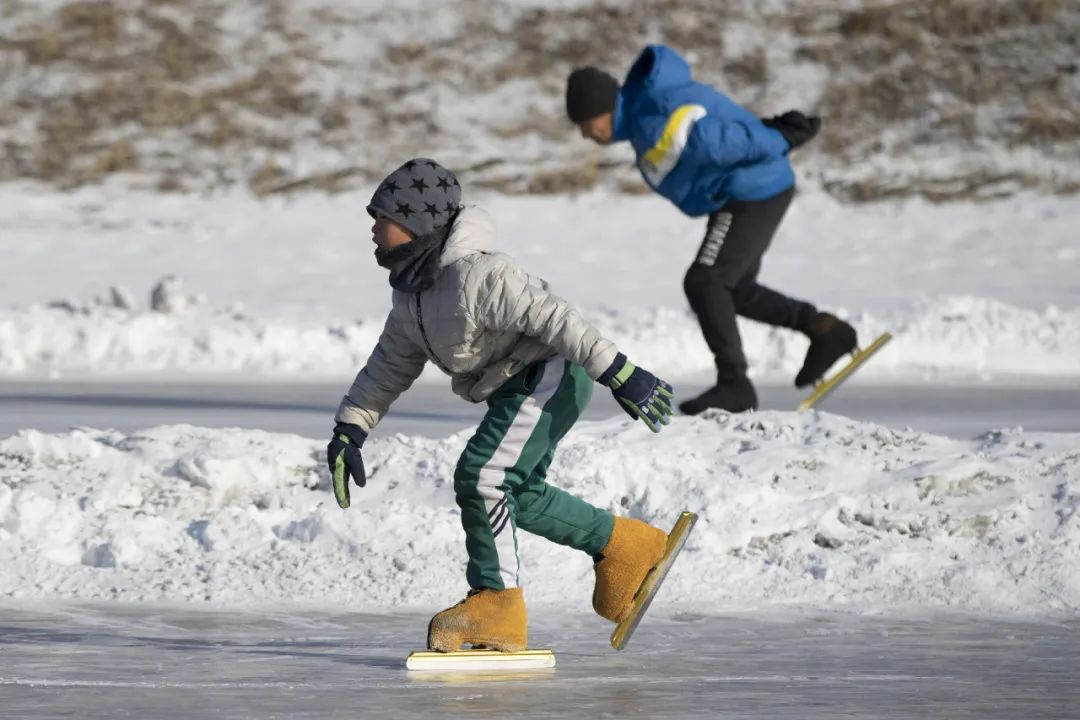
[
  {"xmin": 367, "ymin": 158, "xmax": 462, "ymax": 239},
  {"xmin": 565, "ymin": 66, "xmax": 619, "ymax": 123}
]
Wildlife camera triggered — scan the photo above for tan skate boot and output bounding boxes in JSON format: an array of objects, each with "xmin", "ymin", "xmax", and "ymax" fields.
[
  {"xmin": 427, "ymin": 587, "xmax": 528, "ymax": 652},
  {"xmin": 592, "ymin": 517, "xmax": 667, "ymax": 623}
]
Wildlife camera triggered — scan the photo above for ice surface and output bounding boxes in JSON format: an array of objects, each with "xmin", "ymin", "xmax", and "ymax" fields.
[
  {"xmin": 1, "ymin": 602, "xmax": 1076, "ymax": 719},
  {"xmin": 2, "ymin": 378, "xmax": 1080, "ymax": 440}
]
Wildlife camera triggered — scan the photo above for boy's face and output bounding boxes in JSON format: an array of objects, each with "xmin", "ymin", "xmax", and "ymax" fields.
[
  {"xmin": 578, "ymin": 113, "xmax": 613, "ymax": 145},
  {"xmin": 371, "ymin": 215, "xmax": 414, "ymax": 252}
]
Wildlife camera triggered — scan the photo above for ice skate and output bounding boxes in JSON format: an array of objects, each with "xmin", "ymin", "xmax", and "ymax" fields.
[
  {"xmin": 797, "ymin": 332, "xmax": 893, "ymax": 412},
  {"xmin": 609, "ymin": 512, "xmax": 698, "ymax": 650},
  {"xmin": 427, "ymin": 587, "xmax": 527, "ymax": 653},
  {"xmin": 406, "ymin": 648, "xmax": 556, "ymax": 672},
  {"xmin": 592, "ymin": 517, "xmax": 668, "ymax": 623},
  {"xmin": 678, "ymin": 368, "xmax": 758, "ymax": 416},
  {"xmin": 795, "ymin": 312, "xmax": 858, "ymax": 388}
]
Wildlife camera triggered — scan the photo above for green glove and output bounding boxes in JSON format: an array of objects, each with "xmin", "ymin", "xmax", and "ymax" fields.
[{"xmin": 326, "ymin": 423, "xmax": 367, "ymax": 508}]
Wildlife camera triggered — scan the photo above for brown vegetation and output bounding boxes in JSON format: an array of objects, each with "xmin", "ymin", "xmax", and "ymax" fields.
[
  {"xmin": 795, "ymin": 0, "xmax": 1079, "ymax": 200},
  {"xmin": 0, "ymin": 0, "xmax": 1076, "ymax": 201}
]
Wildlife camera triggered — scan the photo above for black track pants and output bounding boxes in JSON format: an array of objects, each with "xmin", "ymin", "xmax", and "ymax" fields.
[{"xmin": 683, "ymin": 186, "xmax": 817, "ymax": 370}]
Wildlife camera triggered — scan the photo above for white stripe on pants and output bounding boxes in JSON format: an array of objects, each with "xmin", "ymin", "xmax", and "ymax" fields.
[{"xmin": 476, "ymin": 355, "xmax": 566, "ymax": 588}]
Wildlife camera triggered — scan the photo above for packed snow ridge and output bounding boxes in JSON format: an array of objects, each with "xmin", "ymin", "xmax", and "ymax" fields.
[
  {"xmin": 1, "ymin": 412, "xmax": 1077, "ymax": 614},
  {"xmin": 2, "ymin": 283, "xmax": 1078, "ymax": 380}
]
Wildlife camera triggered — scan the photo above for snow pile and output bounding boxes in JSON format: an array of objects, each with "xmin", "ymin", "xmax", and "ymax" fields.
[
  {"xmin": 1, "ymin": 413, "xmax": 1077, "ymax": 613},
  {"xmin": 3, "ymin": 187, "xmax": 1079, "ymax": 382},
  {"xmin": 601, "ymin": 295, "xmax": 1080, "ymax": 379},
  {"xmin": 3, "ymin": 290, "xmax": 1078, "ymax": 380},
  {"xmin": 5, "ymin": 187, "xmax": 1080, "ymax": 318},
  {"xmin": 0, "ymin": 286, "xmax": 382, "ymax": 377}
]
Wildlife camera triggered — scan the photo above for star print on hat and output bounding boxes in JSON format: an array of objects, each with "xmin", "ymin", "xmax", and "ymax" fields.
[{"xmin": 367, "ymin": 158, "xmax": 462, "ymax": 239}]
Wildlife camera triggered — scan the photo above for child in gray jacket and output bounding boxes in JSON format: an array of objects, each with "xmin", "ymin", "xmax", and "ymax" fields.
[{"xmin": 328, "ymin": 158, "xmax": 674, "ymax": 652}]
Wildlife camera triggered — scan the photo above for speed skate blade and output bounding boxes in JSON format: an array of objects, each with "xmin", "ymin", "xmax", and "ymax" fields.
[
  {"xmin": 406, "ymin": 649, "xmax": 555, "ymax": 672},
  {"xmin": 610, "ymin": 511, "xmax": 697, "ymax": 651},
  {"xmin": 797, "ymin": 332, "xmax": 893, "ymax": 412}
]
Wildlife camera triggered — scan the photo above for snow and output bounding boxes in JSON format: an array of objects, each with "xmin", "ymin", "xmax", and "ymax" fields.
[
  {"xmin": 4, "ymin": 290, "xmax": 1078, "ymax": 381},
  {"xmin": 2, "ymin": 413, "xmax": 1077, "ymax": 614},
  {"xmin": 2, "ymin": 179, "xmax": 1077, "ymax": 615},
  {"xmin": 1, "ymin": 185, "xmax": 1078, "ymax": 380},
  {"xmin": 1, "ymin": 31, "xmax": 1078, "ymax": 621}
]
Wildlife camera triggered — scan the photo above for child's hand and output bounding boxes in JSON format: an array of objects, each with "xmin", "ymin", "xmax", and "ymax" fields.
[
  {"xmin": 598, "ymin": 354, "xmax": 674, "ymax": 432},
  {"xmin": 327, "ymin": 423, "xmax": 368, "ymax": 508}
]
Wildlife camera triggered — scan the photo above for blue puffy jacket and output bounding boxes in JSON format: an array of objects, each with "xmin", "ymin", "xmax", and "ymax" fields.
[{"xmin": 611, "ymin": 45, "xmax": 795, "ymax": 217}]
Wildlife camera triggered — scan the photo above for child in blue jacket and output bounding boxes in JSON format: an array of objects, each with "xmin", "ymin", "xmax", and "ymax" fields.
[{"xmin": 566, "ymin": 45, "xmax": 857, "ymax": 413}]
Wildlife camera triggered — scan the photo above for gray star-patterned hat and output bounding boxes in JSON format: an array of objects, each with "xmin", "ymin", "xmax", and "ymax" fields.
[{"xmin": 366, "ymin": 158, "xmax": 462, "ymax": 239}]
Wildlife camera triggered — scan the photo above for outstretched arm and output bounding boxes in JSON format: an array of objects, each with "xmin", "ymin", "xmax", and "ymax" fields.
[
  {"xmin": 329, "ymin": 312, "xmax": 428, "ymax": 508},
  {"xmin": 335, "ymin": 312, "xmax": 428, "ymax": 433}
]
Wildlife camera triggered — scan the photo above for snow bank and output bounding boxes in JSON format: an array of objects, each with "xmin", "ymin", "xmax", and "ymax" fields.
[
  {"xmin": 3, "ymin": 290, "xmax": 1078, "ymax": 380},
  {"xmin": 0, "ymin": 292, "xmax": 383, "ymax": 377},
  {"xmin": 4, "ymin": 188, "xmax": 1079, "ymax": 383},
  {"xmin": 602, "ymin": 295, "xmax": 1080, "ymax": 379},
  {"xmin": 1, "ymin": 413, "xmax": 1077, "ymax": 614}
]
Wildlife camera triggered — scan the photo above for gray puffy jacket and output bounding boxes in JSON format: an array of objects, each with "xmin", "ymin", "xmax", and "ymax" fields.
[{"xmin": 335, "ymin": 206, "xmax": 619, "ymax": 432}]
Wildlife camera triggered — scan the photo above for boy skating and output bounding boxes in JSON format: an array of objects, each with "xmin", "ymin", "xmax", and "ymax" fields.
[
  {"xmin": 327, "ymin": 158, "xmax": 676, "ymax": 652},
  {"xmin": 566, "ymin": 45, "xmax": 858, "ymax": 414}
]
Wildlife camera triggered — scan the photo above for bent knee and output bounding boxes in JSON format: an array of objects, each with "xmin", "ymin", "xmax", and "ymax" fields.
[
  {"xmin": 730, "ymin": 280, "xmax": 759, "ymax": 306},
  {"xmin": 453, "ymin": 456, "xmax": 481, "ymax": 495},
  {"xmin": 683, "ymin": 265, "xmax": 710, "ymax": 298},
  {"xmin": 684, "ymin": 265, "xmax": 735, "ymax": 301}
]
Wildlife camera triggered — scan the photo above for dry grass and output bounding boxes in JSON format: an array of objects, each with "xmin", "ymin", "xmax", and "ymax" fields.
[
  {"xmin": 1014, "ymin": 94, "xmax": 1080, "ymax": 145},
  {"xmin": 825, "ymin": 170, "xmax": 1041, "ymax": 204},
  {"xmin": 0, "ymin": 0, "xmax": 1077, "ymax": 200},
  {"xmin": 793, "ymin": 0, "xmax": 1080, "ymax": 200},
  {"xmin": 0, "ymin": 0, "xmax": 328, "ymax": 190},
  {"xmin": 373, "ymin": 0, "xmax": 756, "ymax": 194},
  {"xmin": 422, "ymin": 0, "xmax": 743, "ymax": 89}
]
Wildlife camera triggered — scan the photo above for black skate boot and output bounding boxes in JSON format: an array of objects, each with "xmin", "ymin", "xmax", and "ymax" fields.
[
  {"xmin": 795, "ymin": 312, "xmax": 857, "ymax": 388},
  {"xmin": 678, "ymin": 365, "xmax": 758, "ymax": 415}
]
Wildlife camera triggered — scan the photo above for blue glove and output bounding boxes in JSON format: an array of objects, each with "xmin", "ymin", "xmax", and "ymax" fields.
[
  {"xmin": 327, "ymin": 422, "xmax": 367, "ymax": 509},
  {"xmin": 597, "ymin": 354, "xmax": 674, "ymax": 432}
]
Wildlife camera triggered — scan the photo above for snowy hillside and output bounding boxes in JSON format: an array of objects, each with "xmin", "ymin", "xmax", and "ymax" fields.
[
  {"xmin": 1, "ymin": 413, "xmax": 1077, "ymax": 613},
  {"xmin": 0, "ymin": 0, "xmax": 1077, "ymax": 201}
]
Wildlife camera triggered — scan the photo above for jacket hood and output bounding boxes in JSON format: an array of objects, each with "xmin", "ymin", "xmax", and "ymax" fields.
[
  {"xmin": 613, "ymin": 44, "xmax": 693, "ymax": 142},
  {"xmin": 440, "ymin": 205, "xmax": 497, "ymax": 266},
  {"xmin": 623, "ymin": 45, "xmax": 692, "ymax": 95}
]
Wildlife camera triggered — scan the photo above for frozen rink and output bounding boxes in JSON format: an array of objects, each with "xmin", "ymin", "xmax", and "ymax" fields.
[
  {"xmin": 2, "ymin": 378, "xmax": 1079, "ymax": 440},
  {"xmin": 2, "ymin": 383, "xmax": 1077, "ymax": 718},
  {"xmin": 1, "ymin": 602, "xmax": 1077, "ymax": 719}
]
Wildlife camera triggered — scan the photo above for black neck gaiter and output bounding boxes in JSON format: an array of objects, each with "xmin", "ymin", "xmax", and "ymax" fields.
[{"xmin": 375, "ymin": 232, "xmax": 446, "ymax": 293}]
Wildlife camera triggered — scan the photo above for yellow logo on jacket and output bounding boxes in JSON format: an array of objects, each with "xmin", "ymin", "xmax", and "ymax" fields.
[{"xmin": 639, "ymin": 104, "xmax": 708, "ymax": 187}]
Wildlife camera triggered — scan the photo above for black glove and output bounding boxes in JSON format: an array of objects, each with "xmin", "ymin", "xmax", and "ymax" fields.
[
  {"xmin": 327, "ymin": 422, "xmax": 367, "ymax": 509},
  {"xmin": 762, "ymin": 110, "xmax": 821, "ymax": 150}
]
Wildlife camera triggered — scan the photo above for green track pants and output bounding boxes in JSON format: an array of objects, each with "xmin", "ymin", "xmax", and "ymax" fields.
[{"xmin": 454, "ymin": 355, "xmax": 615, "ymax": 589}]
